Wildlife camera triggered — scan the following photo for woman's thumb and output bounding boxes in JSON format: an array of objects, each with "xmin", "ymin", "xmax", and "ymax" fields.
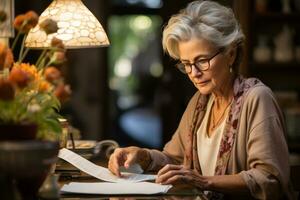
[{"xmin": 124, "ymin": 154, "xmax": 135, "ymax": 168}]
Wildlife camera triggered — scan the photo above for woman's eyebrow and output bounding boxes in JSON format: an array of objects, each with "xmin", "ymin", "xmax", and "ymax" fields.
[{"xmin": 180, "ymin": 54, "xmax": 209, "ymax": 63}]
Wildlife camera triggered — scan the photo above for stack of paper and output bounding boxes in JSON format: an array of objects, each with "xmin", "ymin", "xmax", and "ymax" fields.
[
  {"xmin": 59, "ymin": 148, "xmax": 172, "ymax": 195},
  {"xmin": 61, "ymin": 182, "xmax": 172, "ymax": 195}
]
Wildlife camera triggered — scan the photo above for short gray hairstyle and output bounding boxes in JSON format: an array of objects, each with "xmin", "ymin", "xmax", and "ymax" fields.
[{"xmin": 162, "ymin": 0, "xmax": 244, "ymax": 71}]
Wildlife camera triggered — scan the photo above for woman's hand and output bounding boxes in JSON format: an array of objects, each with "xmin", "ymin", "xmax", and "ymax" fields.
[
  {"xmin": 108, "ymin": 146, "xmax": 151, "ymax": 177},
  {"xmin": 155, "ymin": 164, "xmax": 210, "ymax": 189}
]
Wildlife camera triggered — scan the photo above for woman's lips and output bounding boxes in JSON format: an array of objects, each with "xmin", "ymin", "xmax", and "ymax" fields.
[{"xmin": 195, "ymin": 80, "xmax": 209, "ymax": 85}]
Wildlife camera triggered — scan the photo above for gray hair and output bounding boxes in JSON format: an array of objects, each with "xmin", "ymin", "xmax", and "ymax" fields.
[{"xmin": 162, "ymin": 0, "xmax": 244, "ymax": 71}]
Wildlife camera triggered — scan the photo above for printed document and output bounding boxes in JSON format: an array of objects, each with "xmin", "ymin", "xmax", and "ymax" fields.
[{"xmin": 58, "ymin": 148, "xmax": 156, "ymax": 183}]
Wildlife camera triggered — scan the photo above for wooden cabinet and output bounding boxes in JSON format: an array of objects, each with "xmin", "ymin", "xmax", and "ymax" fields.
[{"xmin": 234, "ymin": 0, "xmax": 300, "ymax": 151}]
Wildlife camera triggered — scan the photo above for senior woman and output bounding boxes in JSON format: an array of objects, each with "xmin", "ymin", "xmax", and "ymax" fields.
[{"xmin": 108, "ymin": 1, "xmax": 294, "ymax": 199}]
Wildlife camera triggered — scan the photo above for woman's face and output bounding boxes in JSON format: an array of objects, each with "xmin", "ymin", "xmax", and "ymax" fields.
[{"xmin": 177, "ymin": 37, "xmax": 234, "ymax": 95}]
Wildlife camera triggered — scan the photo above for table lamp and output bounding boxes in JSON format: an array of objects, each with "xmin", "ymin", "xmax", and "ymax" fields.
[{"xmin": 25, "ymin": 0, "xmax": 109, "ymax": 48}]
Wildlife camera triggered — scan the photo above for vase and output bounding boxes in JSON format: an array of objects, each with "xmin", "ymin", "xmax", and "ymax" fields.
[
  {"xmin": 38, "ymin": 173, "xmax": 60, "ymax": 199},
  {"xmin": 0, "ymin": 140, "xmax": 59, "ymax": 200},
  {"xmin": 273, "ymin": 26, "xmax": 294, "ymax": 62},
  {"xmin": 253, "ymin": 35, "xmax": 272, "ymax": 63},
  {"xmin": 0, "ymin": 123, "xmax": 37, "ymax": 141}
]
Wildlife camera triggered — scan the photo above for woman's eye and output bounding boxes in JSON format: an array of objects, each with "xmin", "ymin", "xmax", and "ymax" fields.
[{"xmin": 197, "ymin": 59, "xmax": 207, "ymax": 64}]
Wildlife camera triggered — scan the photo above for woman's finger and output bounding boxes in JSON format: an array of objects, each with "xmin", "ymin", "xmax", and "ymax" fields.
[
  {"xmin": 108, "ymin": 154, "xmax": 122, "ymax": 177},
  {"xmin": 163, "ymin": 174, "xmax": 186, "ymax": 185},
  {"xmin": 157, "ymin": 164, "xmax": 183, "ymax": 176},
  {"xmin": 156, "ymin": 168, "xmax": 186, "ymax": 184},
  {"xmin": 109, "ymin": 149, "xmax": 127, "ymax": 176},
  {"xmin": 124, "ymin": 152, "xmax": 136, "ymax": 168}
]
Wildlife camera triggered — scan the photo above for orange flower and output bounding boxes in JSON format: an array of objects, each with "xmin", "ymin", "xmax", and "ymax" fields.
[
  {"xmin": 14, "ymin": 14, "xmax": 26, "ymax": 31},
  {"xmin": 51, "ymin": 37, "xmax": 65, "ymax": 50},
  {"xmin": 14, "ymin": 11, "xmax": 38, "ymax": 33},
  {"xmin": 44, "ymin": 66, "xmax": 61, "ymax": 83},
  {"xmin": 38, "ymin": 80, "xmax": 51, "ymax": 92},
  {"xmin": 18, "ymin": 63, "xmax": 39, "ymax": 80},
  {"xmin": 9, "ymin": 66, "xmax": 32, "ymax": 88},
  {"xmin": 51, "ymin": 51, "xmax": 66, "ymax": 65},
  {"xmin": 0, "ymin": 78, "xmax": 15, "ymax": 101},
  {"xmin": 4, "ymin": 48, "xmax": 14, "ymax": 69},
  {"xmin": 39, "ymin": 18, "xmax": 58, "ymax": 34},
  {"xmin": 54, "ymin": 84, "xmax": 71, "ymax": 103},
  {"xmin": 0, "ymin": 42, "xmax": 14, "ymax": 70},
  {"xmin": 0, "ymin": 42, "xmax": 7, "ymax": 69}
]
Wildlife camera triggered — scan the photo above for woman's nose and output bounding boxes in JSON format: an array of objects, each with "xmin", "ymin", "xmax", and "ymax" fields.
[{"xmin": 190, "ymin": 64, "xmax": 202, "ymax": 77}]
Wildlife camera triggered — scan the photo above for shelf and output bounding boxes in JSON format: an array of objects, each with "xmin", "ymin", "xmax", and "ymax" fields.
[
  {"xmin": 247, "ymin": 62, "xmax": 300, "ymax": 90},
  {"xmin": 249, "ymin": 62, "xmax": 300, "ymax": 71},
  {"xmin": 254, "ymin": 12, "xmax": 300, "ymax": 23}
]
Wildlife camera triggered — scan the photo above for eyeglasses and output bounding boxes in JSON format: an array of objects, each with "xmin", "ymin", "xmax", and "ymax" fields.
[{"xmin": 175, "ymin": 49, "xmax": 223, "ymax": 74}]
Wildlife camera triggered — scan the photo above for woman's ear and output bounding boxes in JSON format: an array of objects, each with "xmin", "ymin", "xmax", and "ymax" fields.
[{"xmin": 228, "ymin": 45, "xmax": 237, "ymax": 66}]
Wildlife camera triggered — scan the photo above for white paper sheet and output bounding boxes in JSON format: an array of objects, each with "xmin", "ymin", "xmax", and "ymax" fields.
[
  {"xmin": 61, "ymin": 182, "xmax": 172, "ymax": 195},
  {"xmin": 58, "ymin": 148, "xmax": 156, "ymax": 183}
]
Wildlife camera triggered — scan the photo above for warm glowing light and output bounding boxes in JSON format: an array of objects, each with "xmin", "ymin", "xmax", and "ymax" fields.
[{"xmin": 25, "ymin": 0, "xmax": 109, "ymax": 48}]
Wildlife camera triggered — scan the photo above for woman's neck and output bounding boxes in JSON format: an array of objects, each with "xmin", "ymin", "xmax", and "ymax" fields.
[{"xmin": 212, "ymin": 76, "xmax": 234, "ymax": 109}]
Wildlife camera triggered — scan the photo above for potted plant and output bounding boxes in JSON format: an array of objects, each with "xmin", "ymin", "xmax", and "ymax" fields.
[
  {"xmin": 0, "ymin": 10, "xmax": 71, "ymax": 141},
  {"xmin": 0, "ymin": 9, "xmax": 71, "ymax": 199}
]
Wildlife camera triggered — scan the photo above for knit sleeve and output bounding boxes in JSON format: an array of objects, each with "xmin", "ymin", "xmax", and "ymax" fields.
[
  {"xmin": 239, "ymin": 86, "xmax": 292, "ymax": 199},
  {"xmin": 146, "ymin": 92, "xmax": 200, "ymax": 171}
]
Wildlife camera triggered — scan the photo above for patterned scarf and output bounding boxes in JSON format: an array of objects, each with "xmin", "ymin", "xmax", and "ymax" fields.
[{"xmin": 184, "ymin": 76, "xmax": 261, "ymax": 176}]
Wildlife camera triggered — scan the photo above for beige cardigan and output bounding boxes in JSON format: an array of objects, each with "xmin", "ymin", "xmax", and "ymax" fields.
[{"xmin": 147, "ymin": 84, "xmax": 295, "ymax": 199}]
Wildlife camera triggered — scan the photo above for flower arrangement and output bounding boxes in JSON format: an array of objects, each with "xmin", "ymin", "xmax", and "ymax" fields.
[{"xmin": 0, "ymin": 10, "xmax": 71, "ymax": 140}]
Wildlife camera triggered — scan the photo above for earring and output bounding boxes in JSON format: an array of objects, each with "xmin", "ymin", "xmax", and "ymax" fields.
[{"xmin": 229, "ymin": 67, "xmax": 233, "ymax": 73}]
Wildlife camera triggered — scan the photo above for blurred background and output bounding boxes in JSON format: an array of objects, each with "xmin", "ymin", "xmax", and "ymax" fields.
[{"xmin": 15, "ymin": 0, "xmax": 300, "ymax": 153}]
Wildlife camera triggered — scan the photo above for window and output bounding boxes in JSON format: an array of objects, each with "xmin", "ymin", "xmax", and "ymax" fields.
[{"xmin": 108, "ymin": 13, "xmax": 163, "ymax": 148}]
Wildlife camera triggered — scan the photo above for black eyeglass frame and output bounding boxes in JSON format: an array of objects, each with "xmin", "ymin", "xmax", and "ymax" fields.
[{"xmin": 175, "ymin": 49, "xmax": 223, "ymax": 74}]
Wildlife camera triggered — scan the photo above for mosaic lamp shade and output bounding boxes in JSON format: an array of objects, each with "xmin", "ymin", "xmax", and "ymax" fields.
[{"xmin": 25, "ymin": 0, "xmax": 109, "ymax": 48}]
